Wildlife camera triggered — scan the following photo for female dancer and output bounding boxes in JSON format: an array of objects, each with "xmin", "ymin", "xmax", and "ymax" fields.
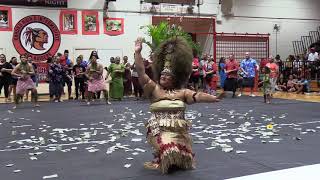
[
  {"xmin": 11, "ymin": 54, "xmax": 39, "ymax": 109},
  {"xmin": 85, "ymin": 54, "xmax": 111, "ymax": 105},
  {"xmin": 134, "ymin": 37, "xmax": 223, "ymax": 174}
]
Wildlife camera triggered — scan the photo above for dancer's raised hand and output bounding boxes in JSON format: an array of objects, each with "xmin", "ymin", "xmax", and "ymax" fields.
[{"xmin": 135, "ymin": 37, "xmax": 144, "ymax": 53}]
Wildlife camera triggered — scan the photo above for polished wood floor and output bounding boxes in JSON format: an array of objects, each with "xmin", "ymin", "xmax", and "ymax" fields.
[{"xmin": 1, "ymin": 89, "xmax": 320, "ymax": 104}]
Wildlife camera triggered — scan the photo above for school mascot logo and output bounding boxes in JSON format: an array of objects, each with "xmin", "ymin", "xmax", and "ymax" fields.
[{"xmin": 12, "ymin": 15, "xmax": 61, "ymax": 61}]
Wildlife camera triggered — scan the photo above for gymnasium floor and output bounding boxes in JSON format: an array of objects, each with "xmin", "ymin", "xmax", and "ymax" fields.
[{"xmin": 0, "ymin": 95, "xmax": 319, "ymax": 180}]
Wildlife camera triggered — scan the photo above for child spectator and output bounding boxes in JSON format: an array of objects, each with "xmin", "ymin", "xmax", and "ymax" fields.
[{"xmin": 259, "ymin": 66, "xmax": 271, "ymax": 103}]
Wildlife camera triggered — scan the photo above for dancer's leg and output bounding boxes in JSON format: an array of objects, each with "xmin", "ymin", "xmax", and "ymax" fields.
[
  {"xmin": 87, "ymin": 92, "xmax": 92, "ymax": 105},
  {"xmin": 31, "ymin": 88, "xmax": 39, "ymax": 107},
  {"xmin": 103, "ymin": 90, "xmax": 111, "ymax": 105}
]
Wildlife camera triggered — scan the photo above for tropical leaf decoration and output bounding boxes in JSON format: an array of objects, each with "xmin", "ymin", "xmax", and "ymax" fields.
[{"xmin": 140, "ymin": 21, "xmax": 201, "ymax": 56}]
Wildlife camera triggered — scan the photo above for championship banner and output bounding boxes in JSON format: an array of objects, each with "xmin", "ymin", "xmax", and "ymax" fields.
[
  {"xmin": 0, "ymin": 0, "xmax": 67, "ymax": 8},
  {"xmin": 35, "ymin": 62, "xmax": 48, "ymax": 83}
]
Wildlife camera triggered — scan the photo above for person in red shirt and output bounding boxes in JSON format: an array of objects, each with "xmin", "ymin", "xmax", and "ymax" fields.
[
  {"xmin": 260, "ymin": 58, "xmax": 269, "ymax": 72},
  {"xmin": 189, "ymin": 56, "xmax": 200, "ymax": 91},
  {"xmin": 223, "ymin": 54, "xmax": 239, "ymax": 98},
  {"xmin": 266, "ymin": 56, "xmax": 279, "ymax": 95}
]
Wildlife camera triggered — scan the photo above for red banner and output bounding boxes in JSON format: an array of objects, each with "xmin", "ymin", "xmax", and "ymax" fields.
[
  {"xmin": 104, "ymin": 18, "xmax": 124, "ymax": 36},
  {"xmin": 0, "ymin": 0, "xmax": 68, "ymax": 7}
]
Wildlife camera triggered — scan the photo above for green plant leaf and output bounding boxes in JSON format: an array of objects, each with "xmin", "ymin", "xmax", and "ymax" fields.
[{"xmin": 140, "ymin": 21, "xmax": 202, "ymax": 56}]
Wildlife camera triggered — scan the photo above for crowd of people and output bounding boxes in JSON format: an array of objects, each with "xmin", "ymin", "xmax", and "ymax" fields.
[
  {"xmin": 0, "ymin": 46, "xmax": 319, "ymax": 107},
  {"xmin": 190, "ymin": 48, "xmax": 319, "ymax": 104},
  {"xmin": 0, "ymin": 49, "xmax": 157, "ymax": 108}
]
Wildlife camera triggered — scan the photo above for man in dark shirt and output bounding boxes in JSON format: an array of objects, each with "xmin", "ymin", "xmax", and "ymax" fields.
[
  {"xmin": 0, "ymin": 54, "xmax": 13, "ymax": 102},
  {"xmin": 60, "ymin": 50, "xmax": 73, "ymax": 100},
  {"xmin": 223, "ymin": 54, "xmax": 239, "ymax": 98},
  {"xmin": 73, "ymin": 56, "xmax": 86, "ymax": 100}
]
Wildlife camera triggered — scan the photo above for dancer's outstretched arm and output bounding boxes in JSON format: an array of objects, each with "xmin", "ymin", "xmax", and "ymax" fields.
[
  {"xmin": 134, "ymin": 38, "xmax": 155, "ymax": 88},
  {"xmin": 184, "ymin": 89, "xmax": 224, "ymax": 104}
]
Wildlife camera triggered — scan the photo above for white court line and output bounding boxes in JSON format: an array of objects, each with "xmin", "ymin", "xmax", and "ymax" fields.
[{"xmin": 226, "ymin": 163, "xmax": 320, "ymax": 180}]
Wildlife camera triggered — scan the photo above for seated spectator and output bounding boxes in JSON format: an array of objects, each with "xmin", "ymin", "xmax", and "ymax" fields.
[
  {"xmin": 287, "ymin": 75, "xmax": 297, "ymax": 92},
  {"xmin": 276, "ymin": 74, "xmax": 287, "ymax": 91},
  {"xmin": 294, "ymin": 76, "xmax": 309, "ymax": 94}
]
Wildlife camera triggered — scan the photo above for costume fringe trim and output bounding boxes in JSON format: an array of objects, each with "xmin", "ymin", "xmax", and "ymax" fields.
[{"xmin": 159, "ymin": 143, "xmax": 194, "ymax": 174}]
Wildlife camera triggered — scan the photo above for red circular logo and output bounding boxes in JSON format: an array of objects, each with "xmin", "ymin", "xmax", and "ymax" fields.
[{"xmin": 12, "ymin": 15, "xmax": 61, "ymax": 62}]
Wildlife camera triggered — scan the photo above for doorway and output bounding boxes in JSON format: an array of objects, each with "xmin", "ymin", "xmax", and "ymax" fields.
[{"xmin": 152, "ymin": 16, "xmax": 215, "ymax": 59}]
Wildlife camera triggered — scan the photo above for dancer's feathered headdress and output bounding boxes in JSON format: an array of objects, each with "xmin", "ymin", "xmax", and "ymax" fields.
[{"xmin": 153, "ymin": 37, "xmax": 193, "ymax": 88}]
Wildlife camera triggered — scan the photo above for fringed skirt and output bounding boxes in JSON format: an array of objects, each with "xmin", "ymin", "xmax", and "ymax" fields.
[
  {"xmin": 16, "ymin": 77, "xmax": 35, "ymax": 95},
  {"xmin": 146, "ymin": 111, "xmax": 194, "ymax": 173},
  {"xmin": 88, "ymin": 78, "xmax": 106, "ymax": 93}
]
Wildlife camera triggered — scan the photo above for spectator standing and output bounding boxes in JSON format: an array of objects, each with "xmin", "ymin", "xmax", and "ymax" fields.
[
  {"xmin": 308, "ymin": 47, "xmax": 319, "ymax": 62},
  {"xmin": 239, "ymin": 52, "xmax": 259, "ymax": 97},
  {"xmin": 123, "ymin": 56, "xmax": 132, "ymax": 97},
  {"xmin": 199, "ymin": 54, "xmax": 208, "ymax": 90},
  {"xmin": 61, "ymin": 50, "xmax": 73, "ymax": 100},
  {"xmin": 189, "ymin": 56, "xmax": 200, "ymax": 91},
  {"xmin": 224, "ymin": 54, "xmax": 239, "ymax": 98},
  {"xmin": 266, "ymin": 56, "xmax": 279, "ymax": 96},
  {"xmin": 73, "ymin": 56, "xmax": 86, "ymax": 100},
  {"xmin": 131, "ymin": 62, "xmax": 143, "ymax": 100},
  {"xmin": 48, "ymin": 56, "xmax": 65, "ymax": 102},
  {"xmin": 218, "ymin": 57, "xmax": 226, "ymax": 89},
  {"xmin": 0, "ymin": 54, "xmax": 13, "ymax": 102},
  {"xmin": 107, "ymin": 56, "xmax": 125, "ymax": 101},
  {"xmin": 204, "ymin": 57, "xmax": 217, "ymax": 95},
  {"xmin": 9, "ymin": 57, "xmax": 18, "ymax": 102},
  {"xmin": 275, "ymin": 54, "xmax": 283, "ymax": 73}
]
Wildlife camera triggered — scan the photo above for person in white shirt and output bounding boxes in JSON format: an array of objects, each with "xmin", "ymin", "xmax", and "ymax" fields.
[{"xmin": 308, "ymin": 47, "xmax": 318, "ymax": 61}]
